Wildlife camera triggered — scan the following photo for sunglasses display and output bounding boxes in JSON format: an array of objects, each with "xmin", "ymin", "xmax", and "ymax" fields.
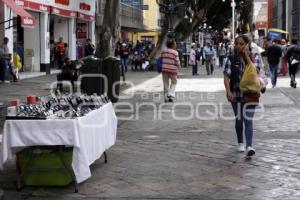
[{"xmin": 7, "ymin": 93, "xmax": 110, "ymax": 120}]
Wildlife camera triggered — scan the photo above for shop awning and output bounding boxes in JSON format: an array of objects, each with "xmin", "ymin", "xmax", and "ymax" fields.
[{"xmin": 2, "ymin": 0, "xmax": 35, "ymax": 28}]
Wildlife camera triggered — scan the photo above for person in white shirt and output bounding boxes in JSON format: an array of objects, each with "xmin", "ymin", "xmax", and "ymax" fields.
[
  {"xmin": 218, "ymin": 43, "xmax": 227, "ymax": 68},
  {"xmin": 189, "ymin": 43, "xmax": 198, "ymax": 75},
  {"xmin": 203, "ymin": 42, "xmax": 214, "ymax": 75}
]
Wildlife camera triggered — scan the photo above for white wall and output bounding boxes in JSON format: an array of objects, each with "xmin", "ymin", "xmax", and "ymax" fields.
[
  {"xmin": 89, "ymin": 21, "xmax": 95, "ymax": 45},
  {"xmin": 53, "ymin": 16, "xmax": 68, "ymax": 44},
  {"xmin": 24, "ymin": 11, "xmax": 40, "ymax": 72},
  {"xmin": 3, "ymin": 4, "xmax": 13, "ymax": 54},
  {"xmin": 68, "ymin": 18, "xmax": 76, "ymax": 60},
  {"xmin": 40, "ymin": 12, "xmax": 50, "ymax": 64}
]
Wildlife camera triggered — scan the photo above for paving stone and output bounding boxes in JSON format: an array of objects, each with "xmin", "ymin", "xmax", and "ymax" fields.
[{"xmin": 1, "ymin": 68, "xmax": 300, "ymax": 199}]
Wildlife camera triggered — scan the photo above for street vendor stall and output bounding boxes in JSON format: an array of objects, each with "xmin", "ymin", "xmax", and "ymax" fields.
[{"xmin": 0, "ymin": 98, "xmax": 117, "ymax": 190}]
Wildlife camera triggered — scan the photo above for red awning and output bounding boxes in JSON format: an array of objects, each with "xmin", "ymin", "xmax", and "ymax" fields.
[{"xmin": 2, "ymin": 0, "xmax": 35, "ymax": 28}]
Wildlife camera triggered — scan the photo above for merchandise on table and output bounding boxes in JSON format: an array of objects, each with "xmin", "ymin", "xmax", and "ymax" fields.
[{"xmin": 7, "ymin": 93, "xmax": 111, "ymax": 119}]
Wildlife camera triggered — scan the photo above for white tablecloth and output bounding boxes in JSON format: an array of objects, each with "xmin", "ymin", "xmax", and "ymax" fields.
[{"xmin": 0, "ymin": 102, "xmax": 118, "ymax": 183}]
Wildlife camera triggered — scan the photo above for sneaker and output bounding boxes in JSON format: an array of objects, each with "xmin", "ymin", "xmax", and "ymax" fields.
[
  {"xmin": 246, "ymin": 146, "xmax": 255, "ymax": 157},
  {"xmin": 168, "ymin": 98, "xmax": 174, "ymax": 103},
  {"xmin": 237, "ymin": 143, "xmax": 245, "ymax": 152}
]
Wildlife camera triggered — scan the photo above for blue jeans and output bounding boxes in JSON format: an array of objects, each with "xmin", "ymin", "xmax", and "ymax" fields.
[
  {"xmin": 192, "ymin": 64, "xmax": 198, "ymax": 75},
  {"xmin": 269, "ymin": 63, "xmax": 278, "ymax": 86},
  {"xmin": 121, "ymin": 57, "xmax": 128, "ymax": 73},
  {"xmin": 231, "ymin": 102, "xmax": 256, "ymax": 147}
]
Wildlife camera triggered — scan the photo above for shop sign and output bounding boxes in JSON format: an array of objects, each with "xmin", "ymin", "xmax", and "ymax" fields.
[
  {"xmin": 23, "ymin": 1, "xmax": 50, "ymax": 12},
  {"xmin": 22, "ymin": 17, "xmax": 35, "ymax": 28},
  {"xmin": 78, "ymin": 12, "xmax": 95, "ymax": 21},
  {"xmin": 79, "ymin": 2, "xmax": 91, "ymax": 11},
  {"xmin": 55, "ymin": 0, "xmax": 69, "ymax": 6},
  {"xmin": 77, "ymin": 23, "xmax": 87, "ymax": 39},
  {"xmin": 52, "ymin": 7, "xmax": 76, "ymax": 17},
  {"xmin": 15, "ymin": 0, "xmax": 24, "ymax": 6}
]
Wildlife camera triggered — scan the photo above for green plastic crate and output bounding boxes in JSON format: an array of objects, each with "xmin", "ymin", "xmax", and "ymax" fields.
[{"xmin": 17, "ymin": 147, "xmax": 73, "ymax": 186}]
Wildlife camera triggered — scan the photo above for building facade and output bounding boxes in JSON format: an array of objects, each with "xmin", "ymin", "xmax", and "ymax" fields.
[
  {"xmin": 291, "ymin": 0, "xmax": 300, "ymax": 40},
  {"xmin": 0, "ymin": 0, "xmax": 96, "ymax": 73},
  {"xmin": 269, "ymin": 0, "xmax": 300, "ymax": 40},
  {"xmin": 137, "ymin": 0, "xmax": 161, "ymax": 45},
  {"xmin": 96, "ymin": 0, "xmax": 146, "ymax": 44}
]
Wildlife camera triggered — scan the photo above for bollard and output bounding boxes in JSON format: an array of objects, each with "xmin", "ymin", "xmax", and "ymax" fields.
[{"xmin": 0, "ymin": 188, "xmax": 4, "ymax": 200}]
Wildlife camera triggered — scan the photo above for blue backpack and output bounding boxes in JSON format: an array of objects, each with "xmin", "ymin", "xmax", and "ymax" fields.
[{"xmin": 156, "ymin": 57, "xmax": 162, "ymax": 73}]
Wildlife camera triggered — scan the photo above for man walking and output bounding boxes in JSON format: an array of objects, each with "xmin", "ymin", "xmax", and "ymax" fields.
[
  {"xmin": 203, "ymin": 42, "xmax": 214, "ymax": 75},
  {"xmin": 285, "ymin": 39, "xmax": 300, "ymax": 88},
  {"xmin": 189, "ymin": 43, "xmax": 198, "ymax": 75},
  {"xmin": 266, "ymin": 39, "xmax": 282, "ymax": 87},
  {"xmin": 0, "ymin": 37, "xmax": 10, "ymax": 83},
  {"xmin": 161, "ymin": 40, "xmax": 181, "ymax": 103},
  {"xmin": 56, "ymin": 37, "xmax": 66, "ymax": 69}
]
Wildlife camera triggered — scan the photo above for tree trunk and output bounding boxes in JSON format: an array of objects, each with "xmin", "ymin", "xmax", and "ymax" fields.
[
  {"xmin": 149, "ymin": 18, "xmax": 181, "ymax": 60},
  {"xmin": 95, "ymin": 0, "xmax": 121, "ymax": 59}
]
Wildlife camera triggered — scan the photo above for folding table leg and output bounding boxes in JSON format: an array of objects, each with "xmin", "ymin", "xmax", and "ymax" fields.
[
  {"xmin": 104, "ymin": 152, "xmax": 107, "ymax": 163},
  {"xmin": 16, "ymin": 148, "xmax": 36, "ymax": 190},
  {"xmin": 57, "ymin": 147, "xmax": 79, "ymax": 193}
]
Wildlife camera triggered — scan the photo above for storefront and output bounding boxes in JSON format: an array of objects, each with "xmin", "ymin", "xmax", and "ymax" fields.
[
  {"xmin": 1, "ymin": 0, "xmax": 96, "ymax": 73},
  {"xmin": 0, "ymin": 0, "xmax": 35, "ymax": 67},
  {"xmin": 76, "ymin": 1, "xmax": 95, "ymax": 59}
]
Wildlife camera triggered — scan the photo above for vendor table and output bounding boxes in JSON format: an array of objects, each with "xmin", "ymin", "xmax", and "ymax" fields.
[{"xmin": 0, "ymin": 102, "xmax": 118, "ymax": 188}]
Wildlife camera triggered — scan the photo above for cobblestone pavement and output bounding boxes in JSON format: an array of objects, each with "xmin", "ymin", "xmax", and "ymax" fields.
[{"xmin": 0, "ymin": 66, "xmax": 300, "ymax": 200}]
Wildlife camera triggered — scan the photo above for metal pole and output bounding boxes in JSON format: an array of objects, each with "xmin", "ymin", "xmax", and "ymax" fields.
[
  {"xmin": 231, "ymin": 0, "xmax": 236, "ymax": 43},
  {"xmin": 286, "ymin": 0, "xmax": 288, "ymax": 37}
]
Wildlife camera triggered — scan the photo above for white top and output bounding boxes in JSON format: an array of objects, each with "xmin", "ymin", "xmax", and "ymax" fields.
[{"xmin": 0, "ymin": 44, "xmax": 9, "ymax": 59}]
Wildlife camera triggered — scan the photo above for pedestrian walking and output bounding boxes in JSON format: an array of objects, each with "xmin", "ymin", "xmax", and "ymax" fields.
[
  {"xmin": 161, "ymin": 40, "xmax": 181, "ymax": 103},
  {"xmin": 218, "ymin": 43, "xmax": 227, "ymax": 68},
  {"xmin": 7, "ymin": 54, "xmax": 18, "ymax": 82},
  {"xmin": 280, "ymin": 39, "xmax": 288, "ymax": 76},
  {"xmin": 0, "ymin": 37, "xmax": 10, "ymax": 83},
  {"xmin": 285, "ymin": 39, "xmax": 300, "ymax": 88},
  {"xmin": 266, "ymin": 39, "xmax": 282, "ymax": 87},
  {"xmin": 120, "ymin": 43, "xmax": 129, "ymax": 73},
  {"xmin": 224, "ymin": 35, "xmax": 259, "ymax": 157},
  {"xmin": 56, "ymin": 37, "xmax": 66, "ymax": 69},
  {"xmin": 189, "ymin": 43, "xmax": 198, "ymax": 75},
  {"xmin": 203, "ymin": 42, "xmax": 214, "ymax": 75}
]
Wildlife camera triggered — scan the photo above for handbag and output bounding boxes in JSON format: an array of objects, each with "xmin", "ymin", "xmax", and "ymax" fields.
[
  {"xmin": 239, "ymin": 61, "xmax": 261, "ymax": 95},
  {"xmin": 156, "ymin": 57, "xmax": 162, "ymax": 73},
  {"xmin": 243, "ymin": 92, "xmax": 260, "ymax": 104}
]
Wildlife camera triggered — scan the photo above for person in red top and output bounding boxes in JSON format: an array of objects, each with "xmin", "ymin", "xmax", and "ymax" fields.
[
  {"xmin": 56, "ymin": 37, "xmax": 66, "ymax": 69},
  {"xmin": 161, "ymin": 40, "xmax": 181, "ymax": 103}
]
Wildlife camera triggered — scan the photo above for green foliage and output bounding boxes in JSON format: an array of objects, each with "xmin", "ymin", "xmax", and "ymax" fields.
[{"xmin": 157, "ymin": 0, "xmax": 254, "ymax": 40}]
